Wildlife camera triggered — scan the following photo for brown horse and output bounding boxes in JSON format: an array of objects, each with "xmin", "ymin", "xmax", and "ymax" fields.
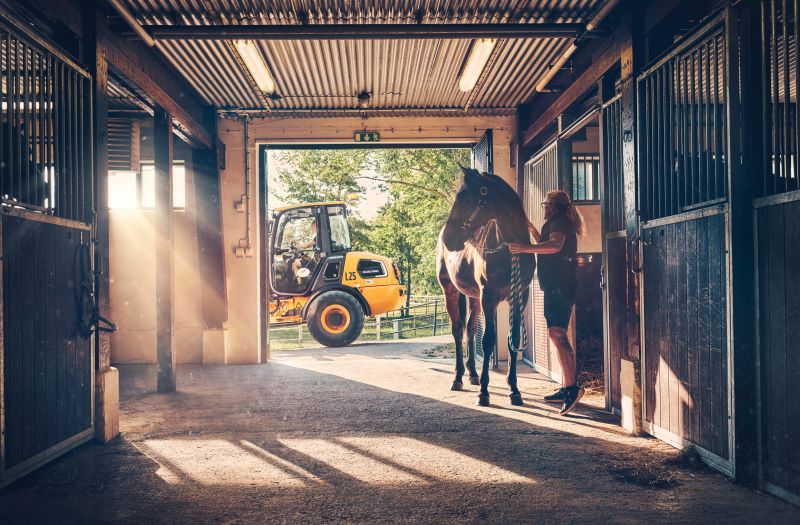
[{"xmin": 436, "ymin": 166, "xmax": 535, "ymax": 406}]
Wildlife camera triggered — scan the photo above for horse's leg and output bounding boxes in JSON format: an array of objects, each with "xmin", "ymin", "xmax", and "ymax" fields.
[
  {"xmin": 466, "ymin": 297, "xmax": 481, "ymax": 385},
  {"xmin": 443, "ymin": 284, "xmax": 467, "ymax": 391},
  {"xmin": 507, "ymin": 289, "xmax": 528, "ymax": 406},
  {"xmin": 476, "ymin": 293, "xmax": 498, "ymax": 407}
]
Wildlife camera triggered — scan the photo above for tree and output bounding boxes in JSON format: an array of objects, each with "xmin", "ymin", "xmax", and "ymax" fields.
[
  {"xmin": 272, "ymin": 149, "xmax": 370, "ymax": 203},
  {"xmin": 367, "ymin": 148, "xmax": 470, "ymax": 295}
]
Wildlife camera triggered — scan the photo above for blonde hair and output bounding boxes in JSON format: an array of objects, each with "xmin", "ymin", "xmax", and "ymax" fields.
[{"xmin": 546, "ymin": 190, "xmax": 585, "ymax": 236}]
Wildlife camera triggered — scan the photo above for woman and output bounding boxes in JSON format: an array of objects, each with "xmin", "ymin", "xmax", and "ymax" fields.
[{"xmin": 508, "ymin": 190, "xmax": 585, "ymax": 415}]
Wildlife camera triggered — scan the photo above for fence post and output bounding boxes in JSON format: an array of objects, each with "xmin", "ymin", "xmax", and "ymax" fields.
[
  {"xmin": 376, "ymin": 315, "xmax": 381, "ymax": 342},
  {"xmin": 393, "ymin": 320, "xmax": 400, "ymax": 340},
  {"xmin": 433, "ymin": 299, "xmax": 438, "ymax": 335},
  {"xmin": 298, "ymin": 324, "xmax": 303, "ymax": 344}
]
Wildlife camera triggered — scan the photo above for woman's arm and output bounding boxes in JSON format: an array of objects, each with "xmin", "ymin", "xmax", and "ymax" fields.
[
  {"xmin": 527, "ymin": 221, "xmax": 541, "ymax": 243},
  {"xmin": 508, "ymin": 232, "xmax": 565, "ymax": 255}
]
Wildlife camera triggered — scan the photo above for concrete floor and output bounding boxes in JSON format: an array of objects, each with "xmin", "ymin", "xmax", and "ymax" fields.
[{"xmin": 1, "ymin": 336, "xmax": 798, "ymax": 524}]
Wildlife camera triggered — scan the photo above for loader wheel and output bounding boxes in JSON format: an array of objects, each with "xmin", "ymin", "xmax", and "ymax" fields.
[{"xmin": 307, "ymin": 291, "xmax": 365, "ymax": 347}]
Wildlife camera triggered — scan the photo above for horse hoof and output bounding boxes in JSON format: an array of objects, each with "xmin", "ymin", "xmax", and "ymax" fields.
[
  {"xmin": 476, "ymin": 394, "xmax": 490, "ymax": 407},
  {"xmin": 509, "ymin": 393, "xmax": 524, "ymax": 406},
  {"xmin": 469, "ymin": 376, "xmax": 480, "ymax": 386},
  {"xmin": 451, "ymin": 381, "xmax": 463, "ymax": 391}
]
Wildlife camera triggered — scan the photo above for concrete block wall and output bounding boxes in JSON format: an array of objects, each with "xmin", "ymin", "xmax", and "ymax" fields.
[{"xmin": 110, "ymin": 114, "xmax": 523, "ymax": 364}]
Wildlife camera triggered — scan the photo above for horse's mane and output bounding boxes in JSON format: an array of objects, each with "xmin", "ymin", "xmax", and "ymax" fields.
[{"xmin": 476, "ymin": 172, "xmax": 527, "ymax": 218}]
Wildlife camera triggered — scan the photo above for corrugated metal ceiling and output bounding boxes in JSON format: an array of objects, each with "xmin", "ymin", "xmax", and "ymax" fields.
[{"xmin": 119, "ymin": 0, "xmax": 604, "ymax": 114}]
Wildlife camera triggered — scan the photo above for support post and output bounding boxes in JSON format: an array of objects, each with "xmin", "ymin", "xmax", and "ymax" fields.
[
  {"xmin": 154, "ymin": 109, "xmax": 176, "ymax": 393},
  {"xmin": 192, "ymin": 113, "xmax": 227, "ymax": 329},
  {"xmin": 727, "ymin": 1, "xmax": 760, "ymax": 485},
  {"xmin": 619, "ymin": 13, "xmax": 644, "ymax": 436},
  {"xmin": 84, "ymin": 0, "xmax": 119, "ymax": 443},
  {"xmin": 557, "ymin": 137, "xmax": 573, "ymax": 196},
  {"xmin": 376, "ymin": 315, "xmax": 381, "ymax": 341}
]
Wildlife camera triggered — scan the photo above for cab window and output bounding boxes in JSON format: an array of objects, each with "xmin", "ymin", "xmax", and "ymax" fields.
[
  {"xmin": 277, "ymin": 212, "xmax": 317, "ymax": 252},
  {"xmin": 328, "ymin": 205, "xmax": 351, "ymax": 253}
]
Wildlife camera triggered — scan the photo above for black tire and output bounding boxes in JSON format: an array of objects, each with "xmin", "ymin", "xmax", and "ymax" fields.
[{"xmin": 307, "ymin": 291, "xmax": 365, "ymax": 347}]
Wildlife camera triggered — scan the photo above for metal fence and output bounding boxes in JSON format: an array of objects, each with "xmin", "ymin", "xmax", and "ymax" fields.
[{"xmin": 270, "ymin": 296, "xmax": 451, "ymax": 349}]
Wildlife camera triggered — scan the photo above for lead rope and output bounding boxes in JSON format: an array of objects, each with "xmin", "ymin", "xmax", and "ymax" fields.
[
  {"xmin": 507, "ymin": 252, "xmax": 528, "ymax": 355},
  {"xmin": 479, "ymin": 223, "xmax": 528, "ymax": 356}
]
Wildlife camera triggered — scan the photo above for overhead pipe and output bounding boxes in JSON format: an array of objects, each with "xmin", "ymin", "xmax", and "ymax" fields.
[
  {"xmin": 143, "ymin": 23, "xmax": 588, "ymax": 41},
  {"xmin": 218, "ymin": 107, "xmax": 516, "ymax": 118},
  {"xmin": 534, "ymin": 0, "xmax": 621, "ymax": 93},
  {"xmin": 108, "ymin": 0, "xmax": 156, "ymax": 47}
]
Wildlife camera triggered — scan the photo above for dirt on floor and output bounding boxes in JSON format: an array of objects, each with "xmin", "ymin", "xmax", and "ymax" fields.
[{"xmin": 1, "ymin": 336, "xmax": 798, "ymax": 524}]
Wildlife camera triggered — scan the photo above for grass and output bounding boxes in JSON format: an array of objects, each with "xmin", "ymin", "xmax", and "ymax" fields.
[{"xmin": 270, "ymin": 307, "xmax": 450, "ymax": 351}]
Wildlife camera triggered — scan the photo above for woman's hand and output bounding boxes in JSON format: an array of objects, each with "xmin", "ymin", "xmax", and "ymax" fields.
[
  {"xmin": 527, "ymin": 221, "xmax": 541, "ymax": 242},
  {"xmin": 508, "ymin": 242, "xmax": 533, "ymax": 254}
]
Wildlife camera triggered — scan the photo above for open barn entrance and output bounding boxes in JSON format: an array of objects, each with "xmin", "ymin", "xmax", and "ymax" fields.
[{"xmin": 255, "ymin": 139, "xmax": 513, "ymax": 360}]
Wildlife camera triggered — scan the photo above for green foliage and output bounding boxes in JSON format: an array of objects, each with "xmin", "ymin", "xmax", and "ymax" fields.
[
  {"xmin": 273, "ymin": 149, "xmax": 370, "ymax": 203},
  {"xmin": 272, "ymin": 147, "xmax": 470, "ymax": 296},
  {"xmin": 367, "ymin": 149, "xmax": 469, "ymax": 294}
]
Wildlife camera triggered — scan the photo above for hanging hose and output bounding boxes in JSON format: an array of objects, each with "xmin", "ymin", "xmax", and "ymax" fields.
[{"xmin": 76, "ymin": 232, "xmax": 117, "ymax": 339}]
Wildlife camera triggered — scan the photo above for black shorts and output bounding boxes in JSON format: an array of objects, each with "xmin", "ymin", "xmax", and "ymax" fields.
[{"xmin": 542, "ymin": 285, "xmax": 576, "ymax": 329}]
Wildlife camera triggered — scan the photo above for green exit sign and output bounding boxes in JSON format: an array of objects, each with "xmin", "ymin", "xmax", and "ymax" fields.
[{"xmin": 354, "ymin": 131, "xmax": 380, "ymax": 143}]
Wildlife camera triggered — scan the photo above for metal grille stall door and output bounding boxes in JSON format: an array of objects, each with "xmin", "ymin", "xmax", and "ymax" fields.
[
  {"xmin": 637, "ymin": 17, "xmax": 732, "ymax": 473},
  {"xmin": 756, "ymin": 0, "xmax": 800, "ymax": 505},
  {"xmin": 638, "ymin": 27, "xmax": 727, "ymax": 221},
  {"xmin": 472, "ymin": 129, "xmax": 493, "ymax": 174},
  {"xmin": 0, "ymin": 19, "xmax": 93, "ymax": 222},
  {"xmin": 0, "ymin": 17, "xmax": 95, "ymax": 487},
  {"xmin": 601, "ymin": 95, "xmax": 626, "ymax": 233},
  {"xmin": 521, "ymin": 142, "xmax": 565, "ymax": 380},
  {"xmin": 599, "ymin": 94, "xmax": 626, "ymax": 412}
]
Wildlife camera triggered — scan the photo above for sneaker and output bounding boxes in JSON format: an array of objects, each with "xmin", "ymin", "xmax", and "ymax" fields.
[
  {"xmin": 559, "ymin": 385, "xmax": 585, "ymax": 415},
  {"xmin": 544, "ymin": 388, "xmax": 566, "ymax": 403}
]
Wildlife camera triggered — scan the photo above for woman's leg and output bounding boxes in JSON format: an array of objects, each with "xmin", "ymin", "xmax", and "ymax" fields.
[{"xmin": 548, "ymin": 327, "xmax": 576, "ymax": 387}]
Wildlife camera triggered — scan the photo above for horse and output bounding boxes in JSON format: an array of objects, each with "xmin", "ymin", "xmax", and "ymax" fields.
[{"xmin": 436, "ymin": 166, "xmax": 535, "ymax": 406}]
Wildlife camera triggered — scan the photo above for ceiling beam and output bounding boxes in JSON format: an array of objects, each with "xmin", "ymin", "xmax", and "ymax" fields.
[
  {"xmin": 99, "ymin": 30, "xmax": 213, "ymax": 148},
  {"xmin": 142, "ymin": 23, "xmax": 588, "ymax": 41},
  {"xmin": 521, "ymin": 23, "xmax": 630, "ymax": 146}
]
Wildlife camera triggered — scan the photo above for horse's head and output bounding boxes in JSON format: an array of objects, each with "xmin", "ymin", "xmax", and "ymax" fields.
[{"xmin": 441, "ymin": 165, "xmax": 496, "ymax": 251}]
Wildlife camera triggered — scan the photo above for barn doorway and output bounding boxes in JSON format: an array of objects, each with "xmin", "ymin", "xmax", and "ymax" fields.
[{"xmin": 257, "ymin": 142, "xmax": 476, "ymax": 357}]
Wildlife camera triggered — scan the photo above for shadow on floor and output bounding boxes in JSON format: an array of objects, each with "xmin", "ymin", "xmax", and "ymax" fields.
[{"xmin": 1, "ymin": 343, "xmax": 798, "ymax": 524}]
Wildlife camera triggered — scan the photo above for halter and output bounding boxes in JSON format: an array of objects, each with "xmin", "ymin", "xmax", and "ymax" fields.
[{"xmin": 461, "ymin": 186, "xmax": 489, "ymax": 232}]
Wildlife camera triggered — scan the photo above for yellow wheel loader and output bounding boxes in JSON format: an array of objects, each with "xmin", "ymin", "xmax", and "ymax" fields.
[{"xmin": 269, "ymin": 202, "xmax": 406, "ymax": 346}]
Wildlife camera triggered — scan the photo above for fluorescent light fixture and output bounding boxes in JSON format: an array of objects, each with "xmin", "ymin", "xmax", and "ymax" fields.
[
  {"xmin": 458, "ymin": 38, "xmax": 497, "ymax": 93},
  {"xmin": 234, "ymin": 40, "xmax": 276, "ymax": 94}
]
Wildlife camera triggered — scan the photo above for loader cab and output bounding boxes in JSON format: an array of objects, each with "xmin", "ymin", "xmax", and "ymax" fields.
[{"xmin": 270, "ymin": 202, "xmax": 351, "ymax": 295}]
